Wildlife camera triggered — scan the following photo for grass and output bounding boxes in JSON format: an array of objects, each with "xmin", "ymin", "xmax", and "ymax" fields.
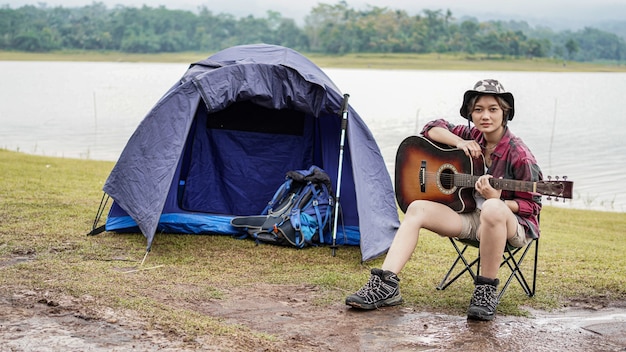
[
  {"xmin": 2, "ymin": 50, "xmax": 626, "ymax": 72},
  {"xmin": 1, "ymin": 149, "xmax": 625, "ymax": 343}
]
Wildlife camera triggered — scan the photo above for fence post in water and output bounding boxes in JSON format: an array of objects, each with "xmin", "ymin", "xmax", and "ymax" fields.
[
  {"xmin": 93, "ymin": 91, "xmax": 98, "ymax": 132},
  {"xmin": 548, "ymin": 98, "xmax": 557, "ymax": 175}
]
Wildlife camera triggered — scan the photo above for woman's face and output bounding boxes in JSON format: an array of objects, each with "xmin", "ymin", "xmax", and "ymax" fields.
[{"xmin": 470, "ymin": 95, "xmax": 505, "ymax": 135}]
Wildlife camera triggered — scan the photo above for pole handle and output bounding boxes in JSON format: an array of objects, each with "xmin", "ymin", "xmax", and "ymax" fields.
[{"xmin": 340, "ymin": 94, "xmax": 350, "ymax": 114}]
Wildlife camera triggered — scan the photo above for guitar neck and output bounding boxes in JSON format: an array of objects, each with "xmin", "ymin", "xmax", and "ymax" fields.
[{"xmin": 454, "ymin": 174, "xmax": 537, "ymax": 193}]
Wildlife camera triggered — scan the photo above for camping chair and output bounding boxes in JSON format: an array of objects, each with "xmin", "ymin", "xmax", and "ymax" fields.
[{"xmin": 436, "ymin": 235, "xmax": 538, "ymax": 301}]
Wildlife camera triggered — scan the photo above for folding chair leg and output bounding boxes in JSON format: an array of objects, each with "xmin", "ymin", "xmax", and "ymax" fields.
[
  {"xmin": 437, "ymin": 237, "xmax": 539, "ymax": 302},
  {"xmin": 497, "ymin": 238, "xmax": 538, "ymax": 300},
  {"xmin": 532, "ymin": 238, "xmax": 538, "ymax": 295},
  {"xmin": 436, "ymin": 238, "xmax": 479, "ymax": 291}
]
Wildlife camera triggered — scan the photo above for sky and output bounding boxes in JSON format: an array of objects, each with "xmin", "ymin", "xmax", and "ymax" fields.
[{"xmin": 3, "ymin": 0, "xmax": 626, "ymax": 29}]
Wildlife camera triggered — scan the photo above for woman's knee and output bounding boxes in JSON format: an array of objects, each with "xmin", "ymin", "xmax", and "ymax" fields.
[
  {"xmin": 405, "ymin": 200, "xmax": 461, "ymax": 234},
  {"xmin": 480, "ymin": 199, "xmax": 508, "ymax": 223},
  {"xmin": 405, "ymin": 200, "xmax": 431, "ymax": 217}
]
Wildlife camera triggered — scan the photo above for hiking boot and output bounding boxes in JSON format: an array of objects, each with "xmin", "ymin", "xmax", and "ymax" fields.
[
  {"xmin": 345, "ymin": 268, "xmax": 403, "ymax": 310},
  {"xmin": 467, "ymin": 276, "xmax": 500, "ymax": 321}
]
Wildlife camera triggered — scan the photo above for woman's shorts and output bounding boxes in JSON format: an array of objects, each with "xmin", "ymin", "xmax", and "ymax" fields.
[{"xmin": 457, "ymin": 209, "xmax": 531, "ymax": 248}]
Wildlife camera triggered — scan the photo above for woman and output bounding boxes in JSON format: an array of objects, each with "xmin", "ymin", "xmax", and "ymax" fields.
[{"xmin": 345, "ymin": 79, "xmax": 542, "ymax": 321}]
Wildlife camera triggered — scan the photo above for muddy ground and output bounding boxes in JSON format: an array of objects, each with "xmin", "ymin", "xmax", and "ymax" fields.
[{"xmin": 1, "ymin": 283, "xmax": 625, "ymax": 352}]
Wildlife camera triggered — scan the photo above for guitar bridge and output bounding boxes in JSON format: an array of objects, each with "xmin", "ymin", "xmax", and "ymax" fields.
[{"xmin": 420, "ymin": 160, "xmax": 426, "ymax": 192}]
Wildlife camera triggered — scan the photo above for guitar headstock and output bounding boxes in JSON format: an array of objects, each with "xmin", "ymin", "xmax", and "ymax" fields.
[{"xmin": 536, "ymin": 176, "xmax": 574, "ymax": 200}]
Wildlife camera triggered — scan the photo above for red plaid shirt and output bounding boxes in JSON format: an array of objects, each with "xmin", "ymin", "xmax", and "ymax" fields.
[{"xmin": 422, "ymin": 119, "xmax": 542, "ymax": 239}]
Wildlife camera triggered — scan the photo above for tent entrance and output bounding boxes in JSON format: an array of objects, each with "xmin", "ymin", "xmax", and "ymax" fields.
[
  {"xmin": 206, "ymin": 100, "xmax": 305, "ymax": 135},
  {"xmin": 177, "ymin": 101, "xmax": 317, "ymax": 216}
]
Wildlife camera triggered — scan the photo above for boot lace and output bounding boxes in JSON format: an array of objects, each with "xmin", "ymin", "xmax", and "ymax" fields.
[
  {"xmin": 470, "ymin": 284, "xmax": 498, "ymax": 309},
  {"xmin": 356, "ymin": 272, "xmax": 398, "ymax": 304}
]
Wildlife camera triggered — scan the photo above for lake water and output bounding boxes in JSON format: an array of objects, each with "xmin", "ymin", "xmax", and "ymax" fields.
[{"xmin": 1, "ymin": 61, "xmax": 624, "ymax": 212}]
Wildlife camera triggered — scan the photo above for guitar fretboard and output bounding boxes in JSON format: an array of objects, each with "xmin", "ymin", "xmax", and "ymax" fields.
[{"xmin": 453, "ymin": 174, "xmax": 536, "ymax": 193}]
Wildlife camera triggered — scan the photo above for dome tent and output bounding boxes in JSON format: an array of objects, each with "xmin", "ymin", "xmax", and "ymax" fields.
[{"xmin": 95, "ymin": 44, "xmax": 399, "ymax": 261}]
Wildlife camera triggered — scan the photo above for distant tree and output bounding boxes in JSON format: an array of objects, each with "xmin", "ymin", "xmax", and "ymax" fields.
[
  {"xmin": 523, "ymin": 38, "xmax": 550, "ymax": 58},
  {"xmin": 575, "ymin": 27, "xmax": 625, "ymax": 61},
  {"xmin": 259, "ymin": 10, "xmax": 308, "ymax": 50},
  {"xmin": 304, "ymin": 1, "xmax": 352, "ymax": 53},
  {"xmin": 195, "ymin": 7, "xmax": 238, "ymax": 50},
  {"xmin": 0, "ymin": 2, "xmax": 624, "ymax": 61},
  {"xmin": 552, "ymin": 45, "xmax": 565, "ymax": 59},
  {"xmin": 565, "ymin": 38, "xmax": 579, "ymax": 60},
  {"xmin": 12, "ymin": 31, "xmax": 42, "ymax": 51},
  {"xmin": 476, "ymin": 31, "xmax": 505, "ymax": 58},
  {"xmin": 457, "ymin": 20, "xmax": 480, "ymax": 53},
  {"xmin": 422, "ymin": 9, "xmax": 447, "ymax": 52},
  {"xmin": 497, "ymin": 30, "xmax": 526, "ymax": 57}
]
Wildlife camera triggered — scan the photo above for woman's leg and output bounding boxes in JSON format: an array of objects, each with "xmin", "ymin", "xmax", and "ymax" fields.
[
  {"xmin": 345, "ymin": 200, "xmax": 464, "ymax": 309},
  {"xmin": 467, "ymin": 199, "xmax": 521, "ymax": 321},
  {"xmin": 381, "ymin": 200, "xmax": 464, "ymax": 274},
  {"xmin": 475, "ymin": 198, "xmax": 520, "ymax": 279}
]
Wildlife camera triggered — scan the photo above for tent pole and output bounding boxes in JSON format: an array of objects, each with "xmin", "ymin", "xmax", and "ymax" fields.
[
  {"xmin": 87, "ymin": 192, "xmax": 110, "ymax": 236},
  {"xmin": 331, "ymin": 93, "xmax": 349, "ymax": 257}
]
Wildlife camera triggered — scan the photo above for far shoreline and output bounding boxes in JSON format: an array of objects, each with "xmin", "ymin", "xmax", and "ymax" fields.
[{"xmin": 1, "ymin": 50, "xmax": 625, "ymax": 72}]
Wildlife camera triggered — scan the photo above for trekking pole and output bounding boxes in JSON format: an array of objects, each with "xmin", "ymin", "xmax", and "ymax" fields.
[{"xmin": 331, "ymin": 93, "xmax": 349, "ymax": 257}]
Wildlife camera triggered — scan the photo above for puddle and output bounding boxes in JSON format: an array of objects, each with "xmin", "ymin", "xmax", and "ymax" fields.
[
  {"xmin": 529, "ymin": 306, "xmax": 626, "ymax": 346},
  {"xmin": 351, "ymin": 306, "xmax": 626, "ymax": 351}
]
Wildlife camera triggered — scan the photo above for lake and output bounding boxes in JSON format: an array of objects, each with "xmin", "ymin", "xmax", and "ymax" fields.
[{"xmin": 0, "ymin": 61, "xmax": 624, "ymax": 212}]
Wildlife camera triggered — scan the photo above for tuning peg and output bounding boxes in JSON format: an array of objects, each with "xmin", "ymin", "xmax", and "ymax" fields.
[
  {"xmin": 563, "ymin": 176, "xmax": 568, "ymax": 180},
  {"xmin": 547, "ymin": 175, "xmax": 552, "ymax": 181}
]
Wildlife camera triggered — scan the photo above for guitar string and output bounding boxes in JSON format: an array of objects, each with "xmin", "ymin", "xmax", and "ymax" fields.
[{"xmin": 421, "ymin": 171, "xmax": 566, "ymax": 196}]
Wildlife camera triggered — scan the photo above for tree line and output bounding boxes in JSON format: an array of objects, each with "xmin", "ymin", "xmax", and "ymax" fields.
[{"xmin": 1, "ymin": 1, "xmax": 624, "ymax": 62}]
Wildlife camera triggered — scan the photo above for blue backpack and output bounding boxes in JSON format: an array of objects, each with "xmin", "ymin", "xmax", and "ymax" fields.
[{"xmin": 231, "ymin": 166, "xmax": 334, "ymax": 248}]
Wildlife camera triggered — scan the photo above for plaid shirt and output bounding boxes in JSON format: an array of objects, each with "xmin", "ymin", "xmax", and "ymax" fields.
[{"xmin": 422, "ymin": 119, "xmax": 542, "ymax": 239}]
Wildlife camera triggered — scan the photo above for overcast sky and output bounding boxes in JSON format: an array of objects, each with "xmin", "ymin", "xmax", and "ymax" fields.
[{"xmin": 3, "ymin": 0, "xmax": 625, "ymax": 28}]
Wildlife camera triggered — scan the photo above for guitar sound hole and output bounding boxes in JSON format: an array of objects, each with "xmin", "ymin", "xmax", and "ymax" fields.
[{"xmin": 439, "ymin": 169, "xmax": 454, "ymax": 190}]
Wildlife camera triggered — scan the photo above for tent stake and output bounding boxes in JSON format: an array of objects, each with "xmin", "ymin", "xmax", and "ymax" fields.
[
  {"xmin": 140, "ymin": 250, "xmax": 150, "ymax": 266},
  {"xmin": 331, "ymin": 93, "xmax": 350, "ymax": 257},
  {"xmin": 123, "ymin": 265, "xmax": 164, "ymax": 274}
]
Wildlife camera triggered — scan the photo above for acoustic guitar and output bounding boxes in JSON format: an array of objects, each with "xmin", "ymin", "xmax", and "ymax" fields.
[{"xmin": 394, "ymin": 136, "xmax": 573, "ymax": 213}]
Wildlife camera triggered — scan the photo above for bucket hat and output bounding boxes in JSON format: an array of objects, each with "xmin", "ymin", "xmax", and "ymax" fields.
[{"xmin": 460, "ymin": 79, "xmax": 515, "ymax": 120}]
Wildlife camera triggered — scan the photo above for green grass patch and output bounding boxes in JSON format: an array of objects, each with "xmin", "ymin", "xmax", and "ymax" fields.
[{"xmin": 1, "ymin": 149, "xmax": 625, "ymax": 342}]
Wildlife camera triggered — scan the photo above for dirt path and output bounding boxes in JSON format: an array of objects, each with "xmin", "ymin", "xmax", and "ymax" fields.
[{"xmin": 1, "ymin": 284, "xmax": 625, "ymax": 351}]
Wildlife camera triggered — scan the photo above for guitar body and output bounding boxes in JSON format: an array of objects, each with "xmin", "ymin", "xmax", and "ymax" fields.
[
  {"xmin": 395, "ymin": 136, "xmax": 484, "ymax": 213},
  {"xmin": 395, "ymin": 136, "xmax": 574, "ymax": 212}
]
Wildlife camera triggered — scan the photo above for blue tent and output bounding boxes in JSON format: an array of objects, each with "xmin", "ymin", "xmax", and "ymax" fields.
[{"xmin": 101, "ymin": 44, "xmax": 399, "ymax": 261}]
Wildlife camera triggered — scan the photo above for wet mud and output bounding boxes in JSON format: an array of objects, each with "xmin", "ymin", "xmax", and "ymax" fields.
[{"xmin": 1, "ymin": 284, "xmax": 625, "ymax": 351}]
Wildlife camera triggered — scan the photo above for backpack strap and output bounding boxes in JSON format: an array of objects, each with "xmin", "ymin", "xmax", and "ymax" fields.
[
  {"xmin": 311, "ymin": 184, "xmax": 333, "ymax": 244},
  {"xmin": 254, "ymin": 214, "xmax": 303, "ymax": 248},
  {"xmin": 262, "ymin": 178, "xmax": 293, "ymax": 215},
  {"xmin": 289, "ymin": 184, "xmax": 313, "ymax": 247},
  {"xmin": 230, "ymin": 215, "xmax": 268, "ymax": 230},
  {"xmin": 309, "ymin": 186, "xmax": 324, "ymax": 244}
]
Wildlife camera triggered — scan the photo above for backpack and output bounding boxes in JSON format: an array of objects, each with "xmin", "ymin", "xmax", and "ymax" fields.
[{"xmin": 230, "ymin": 165, "xmax": 334, "ymax": 248}]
